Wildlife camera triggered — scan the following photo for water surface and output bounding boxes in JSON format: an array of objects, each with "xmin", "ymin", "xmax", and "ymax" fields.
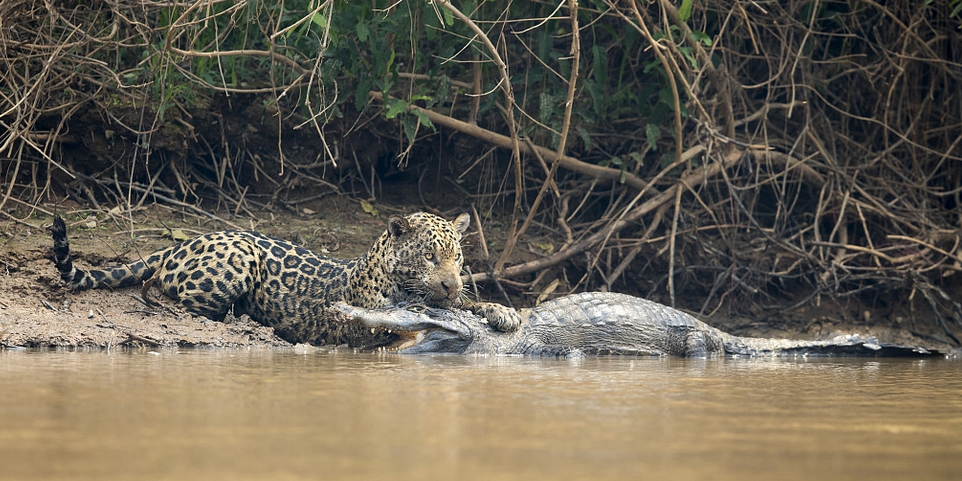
[{"xmin": 0, "ymin": 349, "xmax": 958, "ymax": 480}]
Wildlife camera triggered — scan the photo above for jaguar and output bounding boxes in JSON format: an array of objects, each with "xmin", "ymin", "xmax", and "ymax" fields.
[{"xmin": 52, "ymin": 211, "xmax": 520, "ymax": 346}]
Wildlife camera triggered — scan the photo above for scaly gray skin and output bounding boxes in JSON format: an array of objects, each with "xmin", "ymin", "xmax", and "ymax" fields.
[{"xmin": 334, "ymin": 292, "xmax": 939, "ymax": 357}]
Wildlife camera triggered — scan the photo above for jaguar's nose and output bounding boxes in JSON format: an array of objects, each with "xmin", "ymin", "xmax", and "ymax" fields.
[{"xmin": 441, "ymin": 278, "xmax": 462, "ymax": 297}]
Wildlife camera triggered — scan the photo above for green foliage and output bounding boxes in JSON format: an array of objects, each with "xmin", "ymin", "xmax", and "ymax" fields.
[
  {"xmin": 678, "ymin": 0, "xmax": 693, "ymax": 22},
  {"xmin": 73, "ymin": 0, "xmax": 716, "ymax": 166}
]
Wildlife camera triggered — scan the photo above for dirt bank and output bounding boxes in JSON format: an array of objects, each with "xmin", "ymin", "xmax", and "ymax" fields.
[
  {"xmin": 0, "ymin": 247, "xmax": 287, "ymax": 349},
  {"xmin": 0, "ymin": 203, "xmax": 390, "ymax": 349},
  {"xmin": 0, "ymin": 204, "xmax": 957, "ymax": 353}
]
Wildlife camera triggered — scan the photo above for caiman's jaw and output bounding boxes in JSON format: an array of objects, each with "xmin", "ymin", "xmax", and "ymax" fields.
[
  {"xmin": 394, "ymin": 329, "xmax": 472, "ymax": 354},
  {"xmin": 370, "ymin": 328, "xmax": 471, "ymax": 354},
  {"xmin": 378, "ymin": 330, "xmax": 429, "ymax": 352},
  {"xmin": 332, "ymin": 302, "xmax": 476, "ymax": 354}
]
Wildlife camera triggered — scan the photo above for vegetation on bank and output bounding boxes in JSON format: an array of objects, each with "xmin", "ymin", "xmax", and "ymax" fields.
[{"xmin": 1, "ymin": 0, "xmax": 960, "ymax": 342}]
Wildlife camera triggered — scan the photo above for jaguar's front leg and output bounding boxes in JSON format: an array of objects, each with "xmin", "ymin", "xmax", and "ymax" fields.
[{"xmin": 465, "ymin": 301, "xmax": 522, "ymax": 332}]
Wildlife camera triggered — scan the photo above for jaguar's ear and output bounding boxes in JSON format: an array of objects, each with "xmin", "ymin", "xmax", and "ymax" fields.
[
  {"xmin": 452, "ymin": 213, "xmax": 470, "ymax": 235},
  {"xmin": 388, "ymin": 215, "xmax": 412, "ymax": 238}
]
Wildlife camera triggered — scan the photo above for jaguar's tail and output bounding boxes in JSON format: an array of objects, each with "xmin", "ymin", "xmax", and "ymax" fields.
[
  {"xmin": 52, "ymin": 215, "xmax": 158, "ymax": 290},
  {"xmin": 51, "ymin": 215, "xmax": 89, "ymax": 289}
]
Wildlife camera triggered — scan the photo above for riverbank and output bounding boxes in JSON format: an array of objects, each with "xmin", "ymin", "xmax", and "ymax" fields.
[
  {"xmin": 0, "ymin": 204, "xmax": 389, "ymax": 349},
  {"xmin": 1, "ymin": 205, "xmax": 957, "ymax": 352},
  {"xmin": 0, "ymin": 230, "xmax": 286, "ymax": 349}
]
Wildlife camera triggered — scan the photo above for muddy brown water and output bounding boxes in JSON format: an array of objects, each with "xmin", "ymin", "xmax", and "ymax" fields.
[{"xmin": 0, "ymin": 350, "xmax": 959, "ymax": 481}]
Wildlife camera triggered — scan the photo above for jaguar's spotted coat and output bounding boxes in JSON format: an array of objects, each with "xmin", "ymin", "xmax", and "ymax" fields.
[{"xmin": 52, "ymin": 212, "xmax": 518, "ymax": 346}]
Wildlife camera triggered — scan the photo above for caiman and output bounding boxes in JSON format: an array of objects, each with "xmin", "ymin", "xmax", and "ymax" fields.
[{"xmin": 333, "ymin": 292, "xmax": 941, "ymax": 357}]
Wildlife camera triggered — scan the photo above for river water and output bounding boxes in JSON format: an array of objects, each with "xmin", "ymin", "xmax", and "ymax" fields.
[{"xmin": 0, "ymin": 349, "xmax": 958, "ymax": 481}]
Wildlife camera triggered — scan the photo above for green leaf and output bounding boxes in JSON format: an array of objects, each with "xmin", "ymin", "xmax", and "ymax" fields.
[
  {"xmin": 660, "ymin": 152, "xmax": 675, "ymax": 170},
  {"xmin": 402, "ymin": 116, "xmax": 418, "ymax": 143},
  {"xmin": 385, "ymin": 99, "xmax": 408, "ymax": 119},
  {"xmin": 165, "ymin": 228, "xmax": 189, "ymax": 242},
  {"xmin": 355, "ymin": 79, "xmax": 372, "ymax": 111},
  {"xmin": 311, "ymin": 12, "xmax": 328, "ymax": 29},
  {"xmin": 679, "ymin": 46, "xmax": 698, "ymax": 69},
  {"xmin": 658, "ymin": 87, "xmax": 674, "ymax": 106},
  {"xmin": 360, "ymin": 200, "xmax": 379, "ymax": 217},
  {"xmin": 539, "ymin": 92, "xmax": 554, "ymax": 125},
  {"xmin": 678, "ymin": 0, "xmax": 693, "ymax": 22},
  {"xmin": 442, "ymin": 7, "xmax": 454, "ymax": 26},
  {"xmin": 643, "ymin": 59, "xmax": 661, "ymax": 74},
  {"xmin": 584, "ymin": 79, "xmax": 605, "ymax": 118},
  {"xmin": 578, "ymin": 126, "xmax": 592, "ymax": 151},
  {"xmin": 424, "ymin": 7, "xmax": 439, "ymax": 40},
  {"xmin": 646, "ymin": 124, "xmax": 661, "ymax": 151},
  {"xmin": 691, "ymin": 30, "xmax": 712, "ymax": 46},
  {"xmin": 591, "ymin": 45, "xmax": 608, "ymax": 85},
  {"xmin": 385, "ymin": 49, "xmax": 396, "ymax": 73},
  {"xmin": 356, "ymin": 22, "xmax": 369, "ymax": 42},
  {"xmin": 411, "ymin": 109, "xmax": 435, "ymax": 130},
  {"xmin": 436, "ymin": 76, "xmax": 451, "ymax": 104}
]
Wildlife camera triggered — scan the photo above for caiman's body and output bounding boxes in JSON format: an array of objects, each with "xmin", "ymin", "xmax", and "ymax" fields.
[{"xmin": 335, "ymin": 292, "xmax": 939, "ymax": 357}]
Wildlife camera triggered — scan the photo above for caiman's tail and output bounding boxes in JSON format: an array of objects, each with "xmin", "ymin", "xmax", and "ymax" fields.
[
  {"xmin": 723, "ymin": 333, "xmax": 939, "ymax": 357},
  {"xmin": 52, "ymin": 215, "xmax": 157, "ymax": 290}
]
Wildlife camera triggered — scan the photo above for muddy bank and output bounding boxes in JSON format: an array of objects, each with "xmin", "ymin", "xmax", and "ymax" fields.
[
  {"xmin": 0, "ymin": 205, "xmax": 956, "ymax": 352},
  {"xmin": 0, "ymin": 204, "xmax": 391, "ymax": 349},
  {"xmin": 0, "ymin": 239, "xmax": 289, "ymax": 349}
]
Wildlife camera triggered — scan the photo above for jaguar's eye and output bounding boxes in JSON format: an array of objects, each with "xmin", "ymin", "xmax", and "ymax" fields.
[{"xmin": 425, "ymin": 253, "xmax": 435, "ymax": 261}]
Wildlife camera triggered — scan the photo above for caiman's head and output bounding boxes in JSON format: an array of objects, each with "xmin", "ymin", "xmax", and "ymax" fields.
[{"xmin": 332, "ymin": 302, "xmax": 484, "ymax": 354}]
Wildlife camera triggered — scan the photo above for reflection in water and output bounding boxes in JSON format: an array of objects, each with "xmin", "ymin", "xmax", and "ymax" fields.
[{"xmin": 0, "ymin": 350, "xmax": 959, "ymax": 481}]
